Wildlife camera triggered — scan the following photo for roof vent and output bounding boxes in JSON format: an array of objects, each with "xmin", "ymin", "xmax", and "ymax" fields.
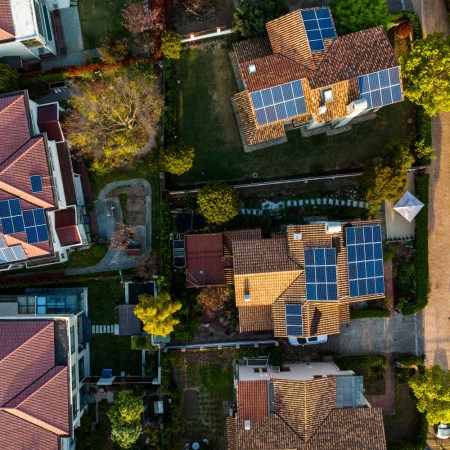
[
  {"xmin": 244, "ymin": 293, "xmax": 251, "ymax": 302},
  {"xmin": 244, "ymin": 420, "xmax": 251, "ymax": 430},
  {"xmin": 248, "ymin": 64, "xmax": 256, "ymax": 74},
  {"xmin": 293, "ymin": 232, "xmax": 302, "ymax": 241},
  {"xmin": 318, "ymin": 104, "xmax": 327, "ymax": 114}
]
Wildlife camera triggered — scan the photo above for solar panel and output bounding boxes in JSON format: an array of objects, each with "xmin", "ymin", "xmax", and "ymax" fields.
[
  {"xmin": 0, "ymin": 234, "xmax": 6, "ymax": 248},
  {"xmin": 304, "ymin": 248, "xmax": 339, "ymax": 301},
  {"xmin": 358, "ymin": 67, "xmax": 402, "ymax": 110},
  {"xmin": 30, "ymin": 175, "xmax": 43, "ymax": 193},
  {"xmin": 0, "ymin": 244, "xmax": 27, "ymax": 264},
  {"xmin": 301, "ymin": 8, "xmax": 336, "ymax": 52},
  {"xmin": 251, "ymin": 80, "xmax": 307, "ymax": 126},
  {"xmin": 285, "ymin": 303, "xmax": 303, "ymax": 336},
  {"xmin": 346, "ymin": 225, "xmax": 384, "ymax": 297}
]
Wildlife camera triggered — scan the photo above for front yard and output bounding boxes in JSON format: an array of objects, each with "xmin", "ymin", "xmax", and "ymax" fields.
[{"xmin": 174, "ymin": 40, "xmax": 416, "ymax": 187}]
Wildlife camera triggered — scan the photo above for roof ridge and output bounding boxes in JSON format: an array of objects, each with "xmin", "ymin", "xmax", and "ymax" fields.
[
  {"xmin": 0, "ymin": 322, "xmax": 53, "ymax": 362},
  {"xmin": 0, "ymin": 180, "xmax": 53, "ymax": 209},
  {"xmin": 0, "ymin": 95, "xmax": 23, "ymax": 116},
  {"xmin": 4, "ymin": 366, "xmax": 65, "ymax": 409},
  {"xmin": 0, "ymin": 137, "xmax": 42, "ymax": 174},
  {"xmin": 272, "ymin": 411, "xmax": 305, "ymax": 443},
  {"xmin": 1, "ymin": 407, "xmax": 68, "ymax": 436}
]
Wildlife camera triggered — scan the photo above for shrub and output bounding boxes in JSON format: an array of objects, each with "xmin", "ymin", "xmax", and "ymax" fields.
[
  {"xmin": 160, "ymin": 143, "xmax": 195, "ymax": 175},
  {"xmin": 334, "ymin": 355, "xmax": 388, "ymax": 370},
  {"xmin": 130, "ymin": 335, "xmax": 153, "ymax": 350},
  {"xmin": 402, "ymin": 174, "xmax": 429, "ymax": 315},
  {"xmin": 396, "ymin": 21, "xmax": 413, "ymax": 39},
  {"xmin": 0, "ymin": 63, "xmax": 19, "ymax": 93},
  {"xmin": 391, "ymin": 11, "xmax": 422, "ymax": 39},
  {"xmin": 161, "ymin": 31, "xmax": 182, "ymax": 60}
]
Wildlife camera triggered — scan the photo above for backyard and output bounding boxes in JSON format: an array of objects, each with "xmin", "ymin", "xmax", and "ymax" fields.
[{"xmin": 174, "ymin": 40, "xmax": 416, "ymax": 187}]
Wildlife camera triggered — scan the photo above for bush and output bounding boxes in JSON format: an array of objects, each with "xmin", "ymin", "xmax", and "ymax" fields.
[
  {"xmin": 394, "ymin": 353, "xmax": 424, "ymax": 368},
  {"xmin": 130, "ymin": 335, "xmax": 153, "ymax": 350},
  {"xmin": 0, "ymin": 63, "xmax": 19, "ymax": 93},
  {"xmin": 396, "ymin": 21, "xmax": 413, "ymax": 39},
  {"xmin": 416, "ymin": 106, "xmax": 432, "ymax": 162},
  {"xmin": 402, "ymin": 174, "xmax": 429, "ymax": 315},
  {"xmin": 160, "ymin": 143, "xmax": 195, "ymax": 175},
  {"xmin": 334, "ymin": 355, "xmax": 388, "ymax": 370},
  {"xmin": 161, "ymin": 31, "xmax": 182, "ymax": 60},
  {"xmin": 350, "ymin": 308, "xmax": 390, "ymax": 319}
]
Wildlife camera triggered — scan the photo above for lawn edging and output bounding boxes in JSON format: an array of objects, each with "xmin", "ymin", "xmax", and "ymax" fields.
[{"xmin": 402, "ymin": 174, "xmax": 429, "ymax": 315}]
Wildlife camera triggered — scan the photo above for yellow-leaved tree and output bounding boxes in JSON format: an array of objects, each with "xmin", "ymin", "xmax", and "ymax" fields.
[{"xmin": 134, "ymin": 292, "xmax": 182, "ymax": 337}]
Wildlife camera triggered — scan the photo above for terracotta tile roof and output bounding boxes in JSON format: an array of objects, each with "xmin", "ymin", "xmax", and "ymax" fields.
[
  {"xmin": 233, "ymin": 8, "xmax": 401, "ymax": 146},
  {"xmin": 228, "ymin": 375, "xmax": 387, "ymax": 449},
  {"xmin": 0, "ymin": 0, "xmax": 15, "ymax": 42},
  {"xmin": 55, "ymin": 208, "xmax": 81, "ymax": 246},
  {"xmin": 185, "ymin": 233, "xmax": 225, "ymax": 287},
  {"xmin": 56, "ymin": 143, "xmax": 77, "ymax": 206},
  {"xmin": 0, "ymin": 320, "xmax": 70, "ymax": 449},
  {"xmin": 37, "ymin": 104, "xmax": 64, "ymax": 142},
  {"xmin": 238, "ymin": 305, "xmax": 273, "ymax": 333}
]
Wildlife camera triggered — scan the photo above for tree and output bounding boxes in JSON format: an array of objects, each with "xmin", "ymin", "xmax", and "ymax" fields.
[
  {"xmin": 108, "ymin": 390, "xmax": 144, "ymax": 449},
  {"xmin": 135, "ymin": 256, "xmax": 157, "ymax": 280},
  {"xmin": 134, "ymin": 292, "xmax": 182, "ymax": 336},
  {"xmin": 64, "ymin": 69, "xmax": 163, "ymax": 173},
  {"xmin": 414, "ymin": 139, "xmax": 435, "ymax": 164},
  {"xmin": 160, "ymin": 143, "xmax": 195, "ymax": 175},
  {"xmin": 98, "ymin": 38, "xmax": 129, "ymax": 64},
  {"xmin": 330, "ymin": 0, "xmax": 391, "ymax": 35},
  {"xmin": 197, "ymin": 181, "xmax": 240, "ymax": 225},
  {"xmin": 396, "ymin": 21, "xmax": 413, "ymax": 39},
  {"xmin": 401, "ymin": 33, "xmax": 450, "ymax": 116},
  {"xmin": 111, "ymin": 423, "xmax": 142, "ymax": 449},
  {"xmin": 161, "ymin": 31, "xmax": 182, "ymax": 59},
  {"xmin": 232, "ymin": 0, "xmax": 288, "ymax": 38},
  {"xmin": 122, "ymin": 0, "xmax": 160, "ymax": 35},
  {"xmin": 409, "ymin": 366, "xmax": 450, "ymax": 425},
  {"xmin": 362, "ymin": 140, "xmax": 414, "ymax": 217},
  {"xmin": 0, "ymin": 63, "xmax": 19, "ymax": 94},
  {"xmin": 197, "ymin": 286, "xmax": 231, "ymax": 312}
]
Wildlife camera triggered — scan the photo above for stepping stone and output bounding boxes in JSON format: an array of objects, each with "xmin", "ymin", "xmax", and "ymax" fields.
[
  {"xmin": 328, "ymin": 199, "xmax": 334, "ymax": 205},
  {"xmin": 92, "ymin": 325, "xmax": 96, "ymax": 333},
  {"xmin": 293, "ymin": 200, "xmax": 298, "ymax": 206},
  {"xmin": 298, "ymin": 200, "xmax": 303, "ymax": 206},
  {"xmin": 317, "ymin": 199, "xmax": 322, "ymax": 205},
  {"xmin": 347, "ymin": 200, "xmax": 352, "ymax": 206},
  {"xmin": 305, "ymin": 199, "xmax": 309, "ymax": 205},
  {"xmin": 352, "ymin": 201, "xmax": 358, "ymax": 207},
  {"xmin": 311, "ymin": 199, "xmax": 315, "ymax": 205},
  {"xmin": 341, "ymin": 200, "xmax": 346, "ymax": 206},
  {"xmin": 114, "ymin": 325, "xmax": 120, "ymax": 335},
  {"xmin": 287, "ymin": 200, "xmax": 292, "ymax": 207},
  {"xmin": 363, "ymin": 202, "xmax": 369, "ymax": 209},
  {"xmin": 358, "ymin": 201, "xmax": 364, "ymax": 208}
]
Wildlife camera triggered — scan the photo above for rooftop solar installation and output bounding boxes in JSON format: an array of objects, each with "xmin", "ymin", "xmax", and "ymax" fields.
[
  {"xmin": 357, "ymin": 67, "xmax": 402, "ymax": 110},
  {"xmin": 0, "ymin": 199, "xmax": 48, "ymax": 245},
  {"xmin": 345, "ymin": 225, "xmax": 385, "ymax": 297},
  {"xmin": 0, "ymin": 244, "xmax": 27, "ymax": 263},
  {"xmin": 251, "ymin": 80, "xmax": 307, "ymax": 126},
  {"xmin": 286, "ymin": 303, "xmax": 303, "ymax": 336},
  {"xmin": 30, "ymin": 175, "xmax": 43, "ymax": 193},
  {"xmin": 301, "ymin": 8, "xmax": 336, "ymax": 52},
  {"xmin": 304, "ymin": 247, "xmax": 338, "ymax": 300}
]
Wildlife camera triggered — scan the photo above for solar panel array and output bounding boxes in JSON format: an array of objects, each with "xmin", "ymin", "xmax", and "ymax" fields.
[
  {"xmin": 304, "ymin": 248, "xmax": 338, "ymax": 300},
  {"xmin": 251, "ymin": 80, "xmax": 307, "ymax": 126},
  {"xmin": 301, "ymin": 8, "xmax": 336, "ymax": 51},
  {"xmin": 346, "ymin": 225, "xmax": 384, "ymax": 297},
  {"xmin": 0, "ymin": 199, "xmax": 48, "ymax": 245},
  {"xmin": 0, "ymin": 234, "xmax": 27, "ymax": 263},
  {"xmin": 30, "ymin": 175, "xmax": 43, "ymax": 193},
  {"xmin": 357, "ymin": 67, "xmax": 402, "ymax": 110},
  {"xmin": 285, "ymin": 304, "xmax": 303, "ymax": 336}
]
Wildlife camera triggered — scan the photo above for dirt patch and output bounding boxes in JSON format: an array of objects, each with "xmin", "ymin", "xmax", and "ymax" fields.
[
  {"xmin": 183, "ymin": 389, "xmax": 199, "ymax": 419},
  {"xmin": 173, "ymin": 0, "xmax": 235, "ymax": 35},
  {"xmin": 106, "ymin": 186, "xmax": 146, "ymax": 226}
]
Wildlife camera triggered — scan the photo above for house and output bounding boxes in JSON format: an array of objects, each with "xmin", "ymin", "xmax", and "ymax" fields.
[
  {"xmin": 226, "ymin": 358, "xmax": 386, "ymax": 449},
  {"xmin": 185, "ymin": 221, "xmax": 385, "ymax": 339},
  {"xmin": 0, "ymin": 90, "xmax": 91, "ymax": 271},
  {"xmin": 232, "ymin": 7, "xmax": 403, "ymax": 149},
  {"xmin": 0, "ymin": 286, "xmax": 91, "ymax": 442},
  {"xmin": 0, "ymin": 0, "xmax": 70, "ymax": 65}
]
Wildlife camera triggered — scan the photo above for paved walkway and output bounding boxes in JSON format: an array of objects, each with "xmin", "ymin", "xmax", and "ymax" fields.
[
  {"xmin": 92, "ymin": 324, "xmax": 119, "ymax": 334},
  {"xmin": 65, "ymin": 179, "xmax": 152, "ymax": 275},
  {"xmin": 410, "ymin": 0, "xmax": 450, "ymax": 370},
  {"xmin": 365, "ymin": 354, "xmax": 396, "ymax": 415}
]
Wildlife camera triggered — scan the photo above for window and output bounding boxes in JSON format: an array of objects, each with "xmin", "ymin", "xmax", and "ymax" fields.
[
  {"xmin": 322, "ymin": 88, "xmax": 333, "ymax": 102},
  {"xmin": 72, "ymin": 364, "xmax": 77, "ymax": 390},
  {"xmin": 33, "ymin": 0, "xmax": 46, "ymax": 39},
  {"xmin": 42, "ymin": 5, "xmax": 53, "ymax": 41},
  {"xmin": 17, "ymin": 296, "xmax": 36, "ymax": 314},
  {"xmin": 72, "ymin": 393, "xmax": 78, "ymax": 417},
  {"xmin": 70, "ymin": 326, "xmax": 75, "ymax": 354},
  {"xmin": 30, "ymin": 175, "xmax": 43, "ymax": 193},
  {"xmin": 78, "ymin": 357, "xmax": 85, "ymax": 383}
]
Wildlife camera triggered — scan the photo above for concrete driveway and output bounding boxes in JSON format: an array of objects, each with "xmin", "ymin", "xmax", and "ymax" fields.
[{"xmin": 331, "ymin": 312, "xmax": 424, "ymax": 356}]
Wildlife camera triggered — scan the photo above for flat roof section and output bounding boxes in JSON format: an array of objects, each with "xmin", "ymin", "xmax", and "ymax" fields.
[{"xmin": 185, "ymin": 233, "xmax": 225, "ymax": 287}]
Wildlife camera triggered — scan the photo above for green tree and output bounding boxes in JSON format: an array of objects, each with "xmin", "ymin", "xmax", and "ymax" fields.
[
  {"xmin": 409, "ymin": 366, "xmax": 450, "ymax": 425},
  {"xmin": 330, "ymin": 0, "xmax": 391, "ymax": 35},
  {"xmin": 414, "ymin": 139, "xmax": 435, "ymax": 164},
  {"xmin": 108, "ymin": 390, "xmax": 144, "ymax": 426},
  {"xmin": 134, "ymin": 292, "xmax": 182, "ymax": 336},
  {"xmin": 161, "ymin": 31, "xmax": 182, "ymax": 59},
  {"xmin": 98, "ymin": 38, "xmax": 129, "ymax": 64},
  {"xmin": 197, "ymin": 181, "xmax": 240, "ymax": 225},
  {"xmin": 111, "ymin": 423, "xmax": 142, "ymax": 449},
  {"xmin": 0, "ymin": 63, "xmax": 19, "ymax": 93},
  {"xmin": 401, "ymin": 33, "xmax": 450, "ymax": 116},
  {"xmin": 160, "ymin": 143, "xmax": 195, "ymax": 175},
  {"xmin": 362, "ymin": 140, "xmax": 414, "ymax": 217},
  {"xmin": 232, "ymin": 0, "xmax": 288, "ymax": 38},
  {"xmin": 64, "ymin": 68, "xmax": 163, "ymax": 174}
]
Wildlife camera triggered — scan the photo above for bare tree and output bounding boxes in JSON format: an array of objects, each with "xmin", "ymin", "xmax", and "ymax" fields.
[
  {"xmin": 110, "ymin": 223, "xmax": 137, "ymax": 251},
  {"xmin": 122, "ymin": 1, "xmax": 161, "ymax": 35}
]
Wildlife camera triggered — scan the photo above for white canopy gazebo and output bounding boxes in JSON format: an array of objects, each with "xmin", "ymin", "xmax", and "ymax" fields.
[{"xmin": 393, "ymin": 191, "xmax": 424, "ymax": 222}]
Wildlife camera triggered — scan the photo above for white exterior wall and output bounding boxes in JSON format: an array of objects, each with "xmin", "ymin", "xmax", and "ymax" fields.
[{"xmin": 0, "ymin": 39, "xmax": 40, "ymax": 60}]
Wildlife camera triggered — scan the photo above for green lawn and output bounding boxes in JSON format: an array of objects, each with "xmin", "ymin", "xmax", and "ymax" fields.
[
  {"xmin": 86, "ymin": 278, "xmax": 125, "ymax": 324},
  {"xmin": 176, "ymin": 42, "xmax": 416, "ymax": 187},
  {"xmin": 65, "ymin": 245, "xmax": 108, "ymax": 268},
  {"xmin": 90, "ymin": 335, "xmax": 142, "ymax": 376},
  {"xmin": 77, "ymin": 0, "xmax": 127, "ymax": 49}
]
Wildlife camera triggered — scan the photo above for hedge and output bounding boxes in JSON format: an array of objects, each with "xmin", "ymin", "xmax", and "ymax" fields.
[
  {"xmin": 130, "ymin": 335, "xmax": 153, "ymax": 350},
  {"xmin": 402, "ymin": 174, "xmax": 429, "ymax": 315},
  {"xmin": 350, "ymin": 308, "xmax": 390, "ymax": 319},
  {"xmin": 334, "ymin": 355, "xmax": 388, "ymax": 369}
]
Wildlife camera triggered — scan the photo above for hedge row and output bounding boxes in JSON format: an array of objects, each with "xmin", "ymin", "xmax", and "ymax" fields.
[
  {"xmin": 334, "ymin": 354, "xmax": 388, "ymax": 369},
  {"xmin": 350, "ymin": 308, "xmax": 390, "ymax": 319},
  {"xmin": 402, "ymin": 174, "xmax": 429, "ymax": 315}
]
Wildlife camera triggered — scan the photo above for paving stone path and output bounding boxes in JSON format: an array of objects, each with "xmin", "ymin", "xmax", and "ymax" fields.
[{"xmin": 91, "ymin": 324, "xmax": 119, "ymax": 334}]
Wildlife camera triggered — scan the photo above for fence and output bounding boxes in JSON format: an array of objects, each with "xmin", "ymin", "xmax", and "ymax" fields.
[{"xmin": 181, "ymin": 26, "xmax": 233, "ymax": 43}]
